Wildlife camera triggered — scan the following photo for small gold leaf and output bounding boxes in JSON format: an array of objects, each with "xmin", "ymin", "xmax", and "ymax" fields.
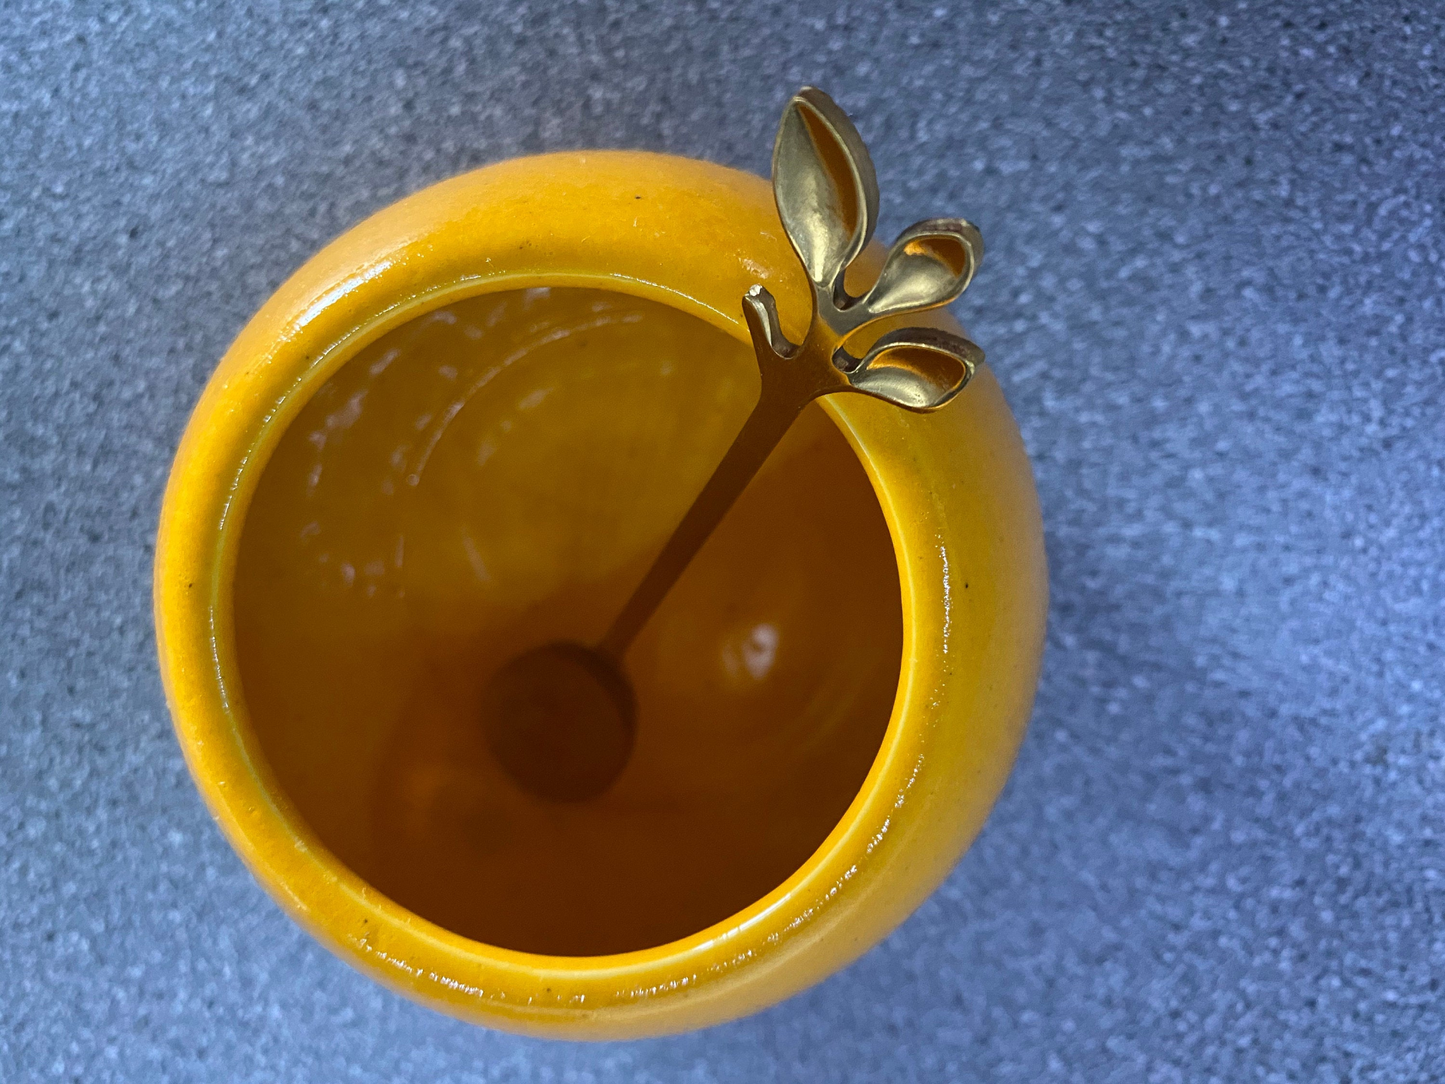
[
  {"xmin": 772, "ymin": 88, "xmax": 880, "ymax": 292},
  {"xmin": 860, "ymin": 218, "xmax": 983, "ymax": 322},
  {"xmin": 844, "ymin": 327, "xmax": 981, "ymax": 412}
]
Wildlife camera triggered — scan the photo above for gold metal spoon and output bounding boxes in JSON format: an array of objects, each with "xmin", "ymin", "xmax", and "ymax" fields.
[{"xmin": 482, "ymin": 87, "xmax": 986, "ymax": 801}]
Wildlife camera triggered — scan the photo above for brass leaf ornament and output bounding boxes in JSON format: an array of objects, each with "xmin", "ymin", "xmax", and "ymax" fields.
[
  {"xmin": 772, "ymin": 87, "xmax": 881, "ymax": 298},
  {"xmin": 751, "ymin": 85, "xmax": 984, "ymax": 412}
]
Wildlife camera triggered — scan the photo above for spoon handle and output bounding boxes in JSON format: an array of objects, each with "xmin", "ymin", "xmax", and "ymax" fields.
[
  {"xmin": 596, "ymin": 386, "xmax": 805, "ymax": 660},
  {"xmin": 597, "ymin": 84, "xmax": 985, "ymax": 661}
]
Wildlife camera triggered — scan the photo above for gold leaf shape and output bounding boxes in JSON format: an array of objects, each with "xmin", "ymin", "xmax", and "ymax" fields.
[
  {"xmin": 860, "ymin": 218, "xmax": 983, "ymax": 322},
  {"xmin": 772, "ymin": 87, "xmax": 880, "ymax": 292},
  {"xmin": 843, "ymin": 327, "xmax": 981, "ymax": 412}
]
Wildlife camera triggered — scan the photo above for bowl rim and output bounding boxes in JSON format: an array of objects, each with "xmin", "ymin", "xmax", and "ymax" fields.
[{"xmin": 154, "ymin": 149, "xmax": 1044, "ymax": 1038}]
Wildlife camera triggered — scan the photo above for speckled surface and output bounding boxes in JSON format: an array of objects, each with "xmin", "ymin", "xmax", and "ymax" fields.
[{"xmin": 2, "ymin": 1, "xmax": 1442, "ymax": 1080}]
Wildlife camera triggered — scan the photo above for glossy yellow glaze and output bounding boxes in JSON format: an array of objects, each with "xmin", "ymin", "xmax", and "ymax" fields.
[{"xmin": 154, "ymin": 151, "xmax": 1047, "ymax": 1038}]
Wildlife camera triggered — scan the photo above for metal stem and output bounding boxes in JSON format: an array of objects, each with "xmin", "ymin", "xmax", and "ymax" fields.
[{"xmin": 596, "ymin": 388, "xmax": 807, "ymax": 660}]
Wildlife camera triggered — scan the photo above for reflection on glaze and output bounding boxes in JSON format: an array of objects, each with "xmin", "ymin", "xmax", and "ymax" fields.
[
  {"xmin": 233, "ymin": 288, "xmax": 903, "ymax": 955},
  {"xmin": 723, "ymin": 623, "xmax": 780, "ymax": 683}
]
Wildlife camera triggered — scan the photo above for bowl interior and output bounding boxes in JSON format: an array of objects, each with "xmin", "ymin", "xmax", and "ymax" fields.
[{"xmin": 233, "ymin": 286, "xmax": 903, "ymax": 955}]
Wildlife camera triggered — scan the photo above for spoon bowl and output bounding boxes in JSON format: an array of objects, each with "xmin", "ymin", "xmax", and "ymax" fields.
[{"xmin": 481, "ymin": 642, "xmax": 635, "ymax": 802}]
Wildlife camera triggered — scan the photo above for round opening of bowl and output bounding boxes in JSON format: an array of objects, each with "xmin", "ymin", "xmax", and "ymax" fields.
[{"xmin": 232, "ymin": 286, "xmax": 903, "ymax": 956}]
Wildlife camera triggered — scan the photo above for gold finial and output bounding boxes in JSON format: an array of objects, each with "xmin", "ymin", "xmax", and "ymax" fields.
[{"xmin": 746, "ymin": 86, "xmax": 984, "ymax": 412}]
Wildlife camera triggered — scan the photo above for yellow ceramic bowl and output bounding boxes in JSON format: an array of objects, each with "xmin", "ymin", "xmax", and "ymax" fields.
[{"xmin": 154, "ymin": 151, "xmax": 1046, "ymax": 1038}]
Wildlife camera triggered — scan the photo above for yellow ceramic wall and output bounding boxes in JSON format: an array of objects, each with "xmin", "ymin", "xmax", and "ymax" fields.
[
  {"xmin": 234, "ymin": 287, "xmax": 903, "ymax": 955},
  {"xmin": 154, "ymin": 151, "xmax": 1047, "ymax": 1038}
]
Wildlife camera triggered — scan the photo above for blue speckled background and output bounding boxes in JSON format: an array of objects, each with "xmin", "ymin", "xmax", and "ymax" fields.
[{"xmin": 2, "ymin": 2, "xmax": 1442, "ymax": 1079}]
